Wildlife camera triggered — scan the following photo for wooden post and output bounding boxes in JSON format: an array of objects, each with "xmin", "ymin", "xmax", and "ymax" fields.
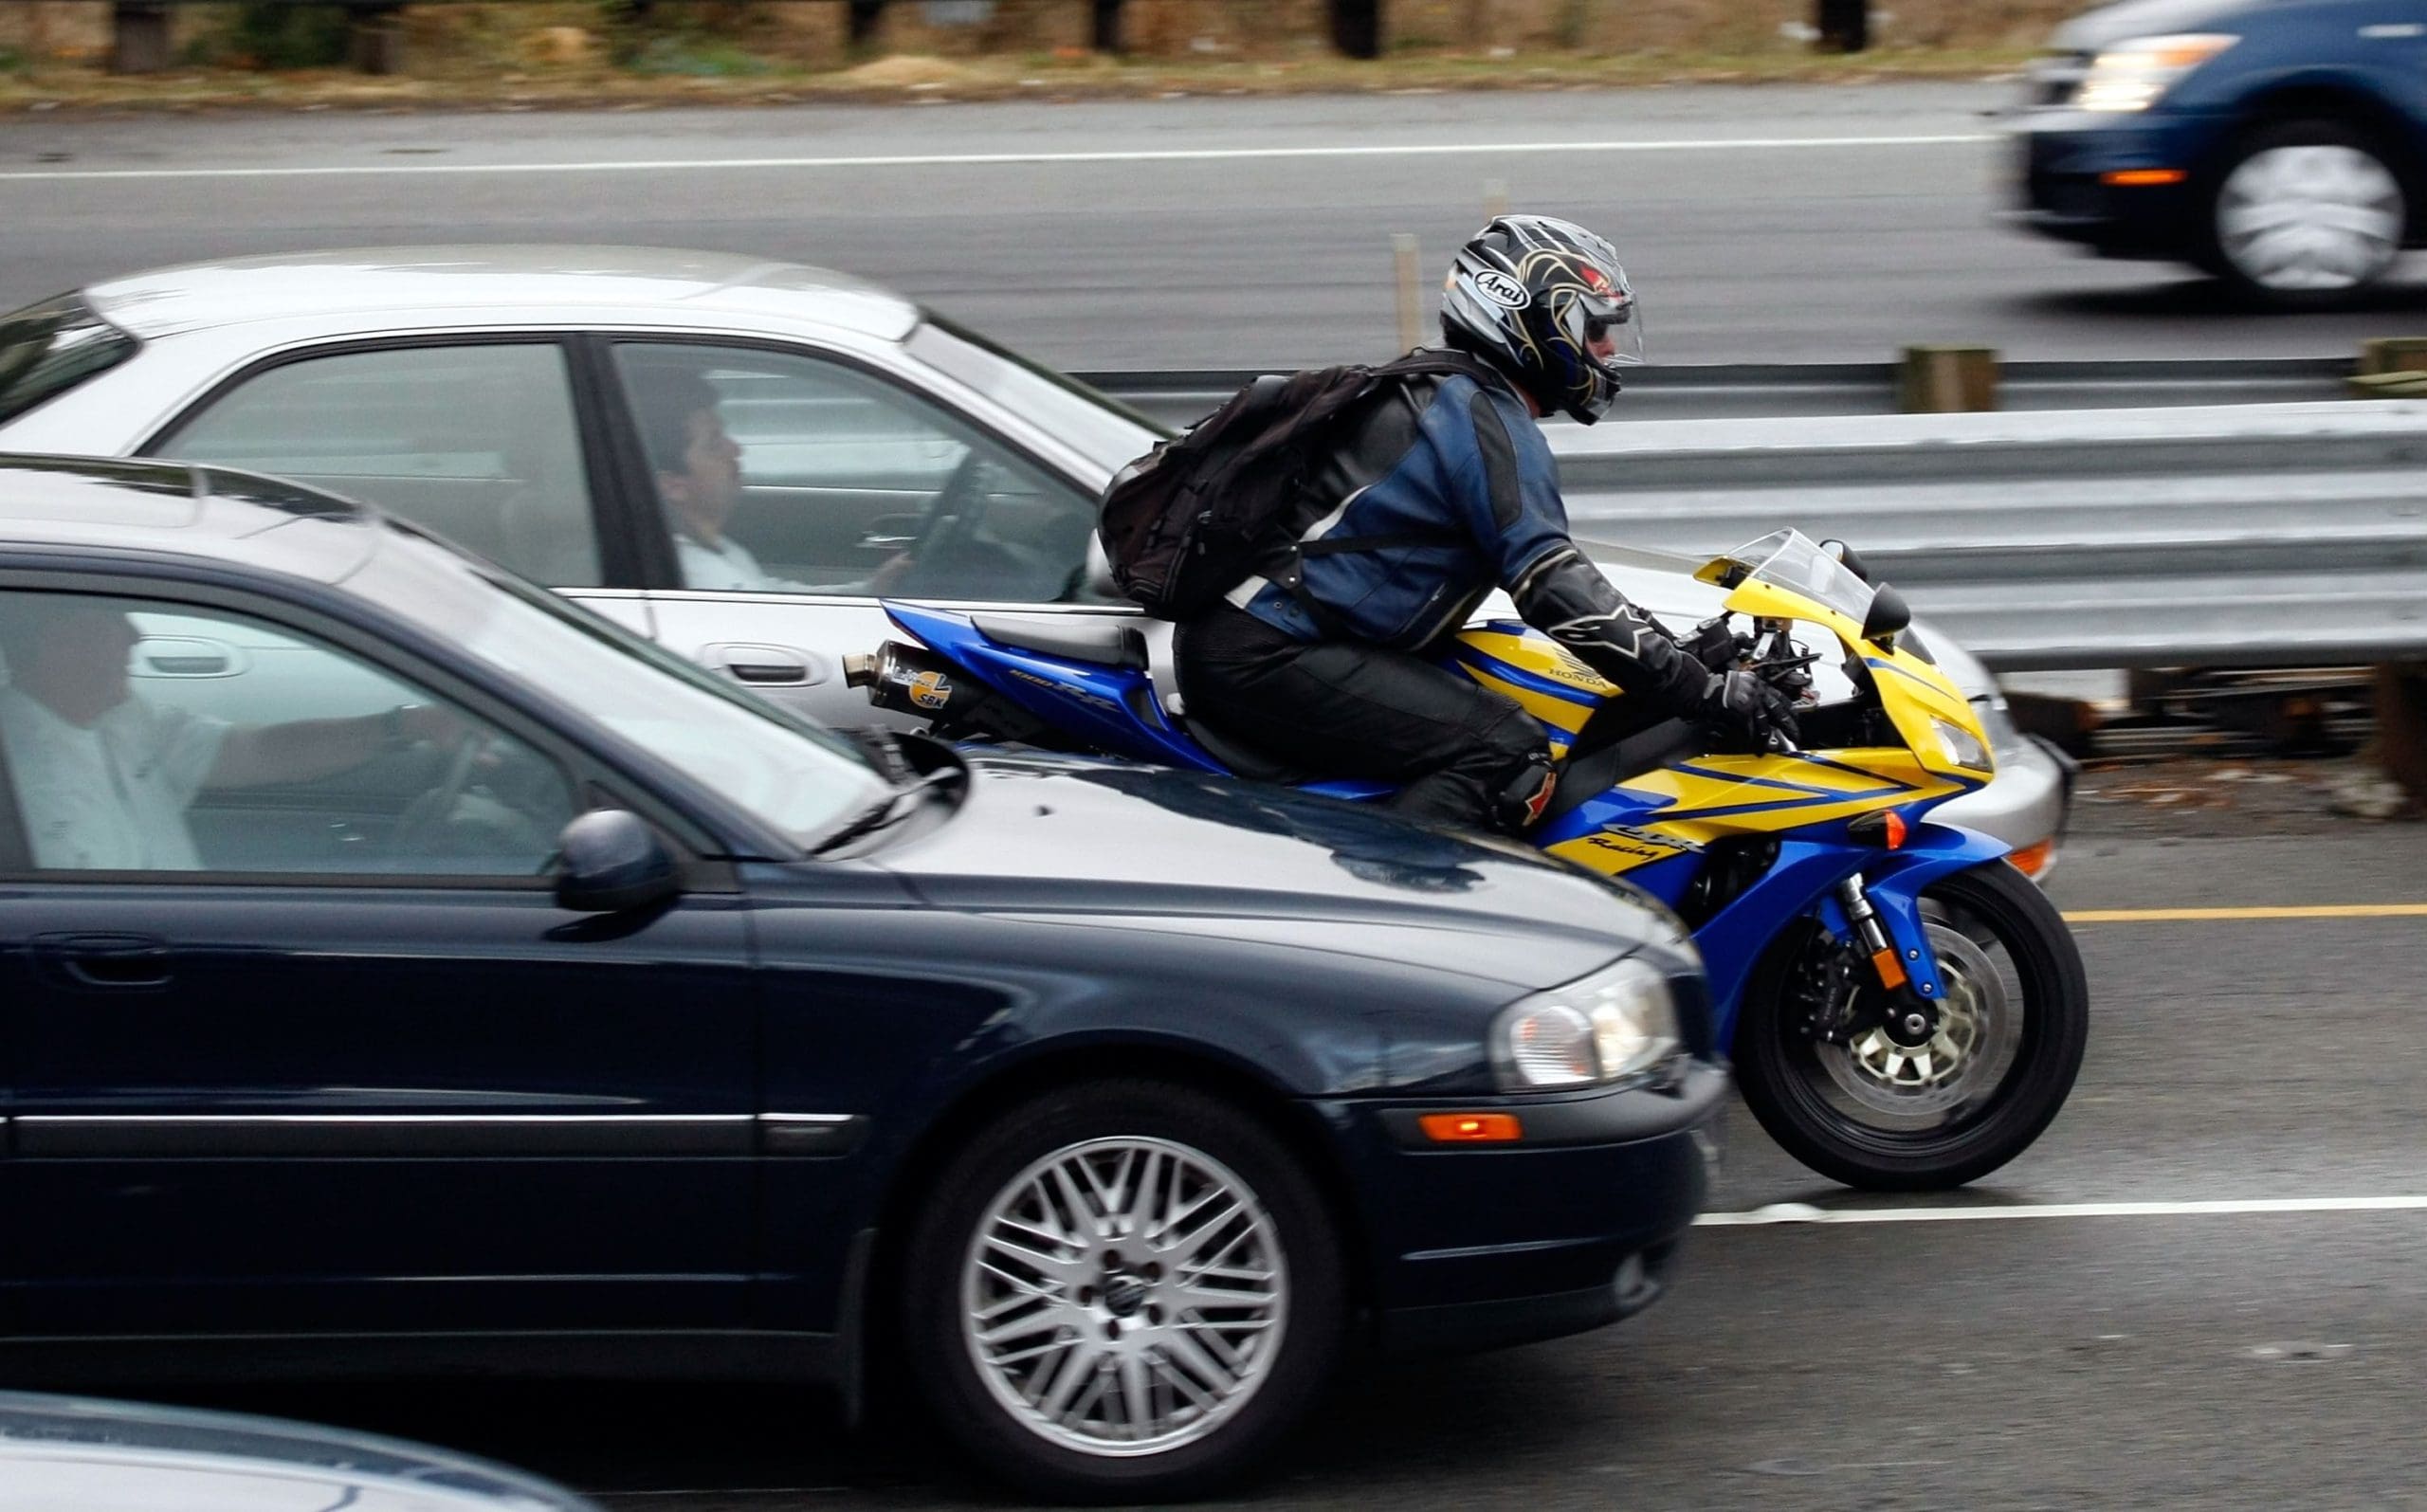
[
  {"xmin": 2347, "ymin": 336, "xmax": 2427, "ymax": 397},
  {"xmin": 350, "ymin": 4, "xmax": 406, "ymax": 75},
  {"xmin": 1332, "ymin": 0, "xmax": 1381, "ymax": 59},
  {"xmin": 1393, "ymin": 233, "xmax": 1422, "ymax": 355},
  {"xmin": 110, "ymin": 2, "xmax": 174, "ymax": 75},
  {"xmin": 2374, "ymin": 663, "xmax": 2427, "ymax": 811},
  {"xmin": 1816, "ymin": 0, "xmax": 1868, "ymax": 52},
  {"xmin": 849, "ymin": 0, "xmax": 885, "ymax": 47},
  {"xmin": 1898, "ymin": 345, "xmax": 1998, "ymax": 412}
]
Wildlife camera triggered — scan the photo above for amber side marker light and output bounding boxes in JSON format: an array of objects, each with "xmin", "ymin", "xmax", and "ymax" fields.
[
  {"xmin": 2101, "ymin": 169, "xmax": 2188, "ymax": 187},
  {"xmin": 1418, "ymin": 1113, "xmax": 1524, "ymax": 1143},
  {"xmin": 2007, "ymin": 837, "xmax": 2057, "ymax": 879}
]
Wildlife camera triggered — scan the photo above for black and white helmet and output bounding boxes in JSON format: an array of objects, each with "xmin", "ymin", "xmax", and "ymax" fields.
[{"xmin": 1440, "ymin": 214, "xmax": 1642, "ymax": 425}]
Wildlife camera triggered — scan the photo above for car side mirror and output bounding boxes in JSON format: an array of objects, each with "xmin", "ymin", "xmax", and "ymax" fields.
[
  {"xmin": 555, "ymin": 809, "xmax": 681, "ymax": 914},
  {"xmin": 1862, "ymin": 582, "xmax": 1912, "ymax": 648},
  {"xmin": 1079, "ymin": 534, "xmax": 1122, "ymax": 602}
]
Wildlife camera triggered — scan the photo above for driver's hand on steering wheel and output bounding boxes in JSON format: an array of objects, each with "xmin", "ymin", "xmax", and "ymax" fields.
[{"xmin": 396, "ymin": 702, "xmax": 471, "ymax": 751}]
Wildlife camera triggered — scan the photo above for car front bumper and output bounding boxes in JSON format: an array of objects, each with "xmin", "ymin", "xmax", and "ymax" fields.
[
  {"xmin": 1937, "ymin": 720, "xmax": 2075, "ymax": 882},
  {"xmin": 1323, "ymin": 1059, "xmax": 1729, "ymax": 1357},
  {"xmin": 2002, "ymin": 111, "xmax": 2227, "ymax": 260}
]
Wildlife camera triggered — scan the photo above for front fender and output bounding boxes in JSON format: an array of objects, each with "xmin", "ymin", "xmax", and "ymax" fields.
[{"xmin": 1697, "ymin": 822, "xmax": 2011, "ymax": 1045}]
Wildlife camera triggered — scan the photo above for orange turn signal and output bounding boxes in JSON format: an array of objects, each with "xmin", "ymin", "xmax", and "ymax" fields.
[
  {"xmin": 2007, "ymin": 837, "xmax": 2057, "ymax": 879},
  {"xmin": 1870, "ymin": 947, "xmax": 1910, "ymax": 991},
  {"xmin": 2101, "ymin": 169, "xmax": 2187, "ymax": 187},
  {"xmin": 1883, "ymin": 811, "xmax": 1907, "ymax": 849},
  {"xmin": 1418, "ymin": 1113, "xmax": 1524, "ymax": 1144}
]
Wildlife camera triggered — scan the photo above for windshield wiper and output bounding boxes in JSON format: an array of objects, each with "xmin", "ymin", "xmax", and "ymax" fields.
[{"xmin": 809, "ymin": 766, "xmax": 965, "ymax": 855}]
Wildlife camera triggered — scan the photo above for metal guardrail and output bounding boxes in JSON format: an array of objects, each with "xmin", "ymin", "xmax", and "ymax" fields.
[
  {"xmin": 1077, "ymin": 357, "xmax": 2361, "ymax": 428},
  {"xmin": 1544, "ymin": 401, "xmax": 2427, "ymax": 672}
]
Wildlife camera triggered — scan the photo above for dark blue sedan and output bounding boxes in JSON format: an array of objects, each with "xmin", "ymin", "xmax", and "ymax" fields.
[
  {"xmin": 0, "ymin": 455, "xmax": 1724, "ymax": 1502},
  {"xmin": 2007, "ymin": 0, "xmax": 2427, "ymax": 304}
]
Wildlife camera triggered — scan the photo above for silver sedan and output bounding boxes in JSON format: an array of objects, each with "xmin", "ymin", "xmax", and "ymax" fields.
[{"xmin": 0, "ymin": 246, "xmax": 2068, "ymax": 873}]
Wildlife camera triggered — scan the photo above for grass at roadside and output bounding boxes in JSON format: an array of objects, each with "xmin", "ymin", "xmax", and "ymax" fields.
[{"xmin": 0, "ymin": 44, "xmax": 2040, "ymax": 115}]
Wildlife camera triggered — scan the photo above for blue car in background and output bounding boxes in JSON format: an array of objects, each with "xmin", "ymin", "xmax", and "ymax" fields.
[{"xmin": 2008, "ymin": 0, "xmax": 2427, "ymax": 304}]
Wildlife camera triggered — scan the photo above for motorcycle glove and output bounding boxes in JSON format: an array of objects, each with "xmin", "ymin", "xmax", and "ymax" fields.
[
  {"xmin": 1509, "ymin": 544, "xmax": 1725, "ymax": 711},
  {"xmin": 1708, "ymin": 667, "xmax": 1802, "ymax": 749},
  {"xmin": 1680, "ymin": 613, "xmax": 1748, "ymax": 673},
  {"xmin": 1510, "ymin": 543, "xmax": 1799, "ymax": 747}
]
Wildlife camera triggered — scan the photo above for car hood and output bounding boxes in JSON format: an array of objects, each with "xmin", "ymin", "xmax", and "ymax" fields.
[
  {"xmin": 2052, "ymin": 0, "xmax": 2266, "ymax": 49},
  {"xmin": 872, "ymin": 754, "xmax": 1687, "ymax": 992}
]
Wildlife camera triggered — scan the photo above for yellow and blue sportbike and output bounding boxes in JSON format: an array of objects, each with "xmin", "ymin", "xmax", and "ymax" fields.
[{"xmin": 852, "ymin": 531, "xmax": 2088, "ymax": 1190}]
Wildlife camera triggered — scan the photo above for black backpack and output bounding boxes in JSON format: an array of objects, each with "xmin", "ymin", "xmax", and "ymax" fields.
[{"xmin": 1098, "ymin": 351, "xmax": 1495, "ymax": 622}]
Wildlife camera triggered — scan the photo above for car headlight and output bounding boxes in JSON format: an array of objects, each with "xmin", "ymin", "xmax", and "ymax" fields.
[
  {"xmin": 1492, "ymin": 957, "xmax": 1680, "ymax": 1090},
  {"xmin": 1932, "ymin": 717, "xmax": 1994, "ymax": 773},
  {"xmin": 2074, "ymin": 33, "xmax": 2236, "ymax": 113}
]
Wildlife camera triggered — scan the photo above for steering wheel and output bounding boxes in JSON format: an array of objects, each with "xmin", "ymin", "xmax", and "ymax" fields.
[
  {"xmin": 388, "ymin": 732, "xmax": 490, "ymax": 859},
  {"xmin": 894, "ymin": 449, "xmax": 991, "ymax": 587}
]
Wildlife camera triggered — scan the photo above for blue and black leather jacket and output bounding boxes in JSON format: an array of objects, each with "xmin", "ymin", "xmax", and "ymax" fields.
[{"xmin": 1223, "ymin": 353, "xmax": 1714, "ymax": 715}]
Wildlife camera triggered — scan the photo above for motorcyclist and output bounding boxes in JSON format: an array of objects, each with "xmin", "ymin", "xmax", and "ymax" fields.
[{"xmin": 1173, "ymin": 213, "xmax": 1799, "ymax": 833}]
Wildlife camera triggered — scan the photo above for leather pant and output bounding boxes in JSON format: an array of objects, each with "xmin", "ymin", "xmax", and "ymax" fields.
[{"xmin": 1175, "ymin": 603, "xmax": 1549, "ymax": 831}]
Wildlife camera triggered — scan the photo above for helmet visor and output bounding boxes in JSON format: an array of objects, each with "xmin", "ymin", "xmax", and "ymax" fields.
[{"xmin": 1561, "ymin": 273, "xmax": 1645, "ymax": 369}]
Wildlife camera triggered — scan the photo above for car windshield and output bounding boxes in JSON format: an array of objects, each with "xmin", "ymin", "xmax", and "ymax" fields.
[
  {"xmin": 0, "ymin": 294, "xmax": 137, "ymax": 426},
  {"xmin": 1725, "ymin": 529, "xmax": 1877, "ymax": 624},
  {"xmin": 340, "ymin": 519, "xmax": 891, "ymax": 848},
  {"xmin": 906, "ymin": 315, "xmax": 1171, "ymax": 465}
]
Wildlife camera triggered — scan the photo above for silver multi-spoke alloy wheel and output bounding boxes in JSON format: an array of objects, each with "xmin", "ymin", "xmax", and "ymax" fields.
[
  {"xmin": 1816, "ymin": 915, "xmax": 2020, "ymax": 1124},
  {"xmin": 961, "ymin": 1136, "xmax": 1288, "ymax": 1458},
  {"xmin": 2216, "ymin": 142, "xmax": 2404, "ymax": 294}
]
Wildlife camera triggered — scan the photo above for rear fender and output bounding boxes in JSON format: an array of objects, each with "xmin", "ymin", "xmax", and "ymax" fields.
[{"xmin": 879, "ymin": 601, "xmax": 1216, "ymax": 770}]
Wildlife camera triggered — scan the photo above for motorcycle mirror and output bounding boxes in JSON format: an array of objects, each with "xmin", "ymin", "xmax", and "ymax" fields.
[
  {"xmin": 1862, "ymin": 582, "xmax": 1911, "ymax": 648},
  {"xmin": 1824, "ymin": 538, "xmax": 1875, "ymax": 584}
]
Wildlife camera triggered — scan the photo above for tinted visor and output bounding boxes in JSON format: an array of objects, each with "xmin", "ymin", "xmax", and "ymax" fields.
[{"xmin": 1564, "ymin": 288, "xmax": 1645, "ymax": 367}]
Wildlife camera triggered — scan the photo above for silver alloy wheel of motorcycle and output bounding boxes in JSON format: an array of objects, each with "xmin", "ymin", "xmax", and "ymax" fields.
[
  {"xmin": 960, "ymin": 1135, "xmax": 1288, "ymax": 1459},
  {"xmin": 2216, "ymin": 143, "xmax": 2404, "ymax": 293},
  {"xmin": 1816, "ymin": 918, "xmax": 2020, "ymax": 1122}
]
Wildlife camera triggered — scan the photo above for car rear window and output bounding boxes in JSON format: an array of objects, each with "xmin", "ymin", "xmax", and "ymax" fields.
[{"xmin": 0, "ymin": 293, "xmax": 137, "ymax": 425}]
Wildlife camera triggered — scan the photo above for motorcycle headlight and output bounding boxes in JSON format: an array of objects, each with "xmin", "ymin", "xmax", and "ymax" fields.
[
  {"xmin": 1932, "ymin": 717, "xmax": 1994, "ymax": 773},
  {"xmin": 1492, "ymin": 957, "xmax": 1680, "ymax": 1090},
  {"xmin": 2074, "ymin": 33, "xmax": 2236, "ymax": 113}
]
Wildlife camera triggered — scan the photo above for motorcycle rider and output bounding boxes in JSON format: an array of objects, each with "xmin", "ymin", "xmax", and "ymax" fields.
[{"xmin": 1173, "ymin": 213, "xmax": 1799, "ymax": 832}]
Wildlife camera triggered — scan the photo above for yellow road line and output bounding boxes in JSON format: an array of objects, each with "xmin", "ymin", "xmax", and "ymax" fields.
[{"xmin": 2063, "ymin": 903, "xmax": 2427, "ymax": 923}]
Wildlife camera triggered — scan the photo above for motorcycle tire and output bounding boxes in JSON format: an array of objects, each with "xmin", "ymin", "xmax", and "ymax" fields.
[{"xmin": 1734, "ymin": 860, "xmax": 2089, "ymax": 1191}]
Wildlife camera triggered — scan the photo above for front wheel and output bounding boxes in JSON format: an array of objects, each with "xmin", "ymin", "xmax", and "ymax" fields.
[
  {"xmin": 2201, "ymin": 119, "xmax": 2408, "ymax": 308},
  {"xmin": 900, "ymin": 1079, "xmax": 1345, "ymax": 1503},
  {"xmin": 1735, "ymin": 861, "xmax": 2088, "ymax": 1190}
]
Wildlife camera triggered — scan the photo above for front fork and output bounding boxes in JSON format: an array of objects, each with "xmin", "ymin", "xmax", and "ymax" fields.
[{"xmin": 1816, "ymin": 871, "xmax": 1947, "ymax": 1047}]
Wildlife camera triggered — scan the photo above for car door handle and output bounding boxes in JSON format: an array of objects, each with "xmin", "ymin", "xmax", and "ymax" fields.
[
  {"xmin": 32, "ymin": 932, "xmax": 173, "ymax": 990},
  {"xmin": 700, "ymin": 643, "xmax": 826, "ymax": 687},
  {"xmin": 730, "ymin": 661, "xmax": 810, "ymax": 684}
]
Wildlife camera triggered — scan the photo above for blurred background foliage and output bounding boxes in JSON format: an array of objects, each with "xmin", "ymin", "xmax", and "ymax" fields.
[{"xmin": 0, "ymin": 1, "xmax": 2086, "ymax": 78}]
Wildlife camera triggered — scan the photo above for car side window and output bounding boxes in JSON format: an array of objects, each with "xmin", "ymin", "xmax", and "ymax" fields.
[
  {"xmin": 155, "ymin": 344, "xmax": 604, "ymax": 589},
  {"xmin": 612, "ymin": 341, "xmax": 1097, "ymax": 604},
  {"xmin": 0, "ymin": 589, "xmax": 576, "ymax": 879}
]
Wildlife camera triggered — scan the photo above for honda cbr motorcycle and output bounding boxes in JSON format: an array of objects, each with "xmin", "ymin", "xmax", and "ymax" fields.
[{"xmin": 848, "ymin": 530, "xmax": 2087, "ymax": 1190}]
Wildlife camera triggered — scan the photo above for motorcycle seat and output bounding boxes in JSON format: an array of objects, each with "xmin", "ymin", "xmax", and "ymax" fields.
[
  {"xmin": 972, "ymin": 614, "xmax": 1149, "ymax": 670},
  {"xmin": 1179, "ymin": 714, "xmax": 1313, "ymax": 786}
]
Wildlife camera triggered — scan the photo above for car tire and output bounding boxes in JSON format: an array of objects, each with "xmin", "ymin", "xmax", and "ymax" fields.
[
  {"xmin": 2201, "ymin": 118, "xmax": 2409, "ymax": 308},
  {"xmin": 901, "ymin": 1078, "xmax": 1346, "ymax": 1503}
]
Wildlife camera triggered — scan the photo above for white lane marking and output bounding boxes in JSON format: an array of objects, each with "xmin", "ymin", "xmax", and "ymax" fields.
[
  {"xmin": 0, "ymin": 134, "xmax": 1994, "ymax": 183},
  {"xmin": 1698, "ymin": 1194, "xmax": 2427, "ymax": 1227}
]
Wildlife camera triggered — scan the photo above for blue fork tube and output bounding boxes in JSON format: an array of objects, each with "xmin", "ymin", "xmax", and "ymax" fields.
[{"xmin": 1693, "ymin": 824, "xmax": 2009, "ymax": 1047}]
